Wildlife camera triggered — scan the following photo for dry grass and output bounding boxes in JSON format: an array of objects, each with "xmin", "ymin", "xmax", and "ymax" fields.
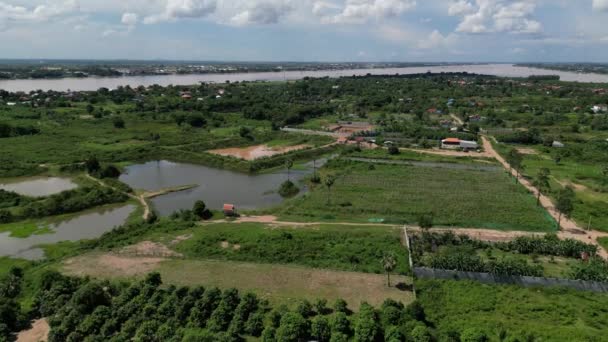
[{"xmin": 62, "ymin": 254, "xmax": 414, "ymax": 309}]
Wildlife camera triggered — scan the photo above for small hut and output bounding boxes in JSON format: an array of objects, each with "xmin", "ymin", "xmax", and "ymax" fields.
[{"xmin": 223, "ymin": 204, "xmax": 237, "ymax": 217}]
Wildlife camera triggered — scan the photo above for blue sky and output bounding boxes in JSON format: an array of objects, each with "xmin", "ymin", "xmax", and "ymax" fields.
[{"xmin": 1, "ymin": 0, "xmax": 608, "ymax": 62}]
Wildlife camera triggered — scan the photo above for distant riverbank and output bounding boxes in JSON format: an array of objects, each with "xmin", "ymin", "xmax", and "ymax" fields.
[{"xmin": 2, "ymin": 64, "xmax": 608, "ymax": 92}]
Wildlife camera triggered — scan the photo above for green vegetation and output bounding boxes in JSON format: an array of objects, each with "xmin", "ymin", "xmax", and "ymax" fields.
[
  {"xmin": 411, "ymin": 231, "xmax": 608, "ymax": 281},
  {"xmin": 278, "ymin": 159, "xmax": 554, "ymax": 231},
  {"xmin": 173, "ymin": 222, "xmax": 409, "ymax": 275},
  {"xmin": 417, "ymin": 279, "xmax": 608, "ymax": 341},
  {"xmin": 0, "ymin": 221, "xmax": 52, "ymax": 238}
]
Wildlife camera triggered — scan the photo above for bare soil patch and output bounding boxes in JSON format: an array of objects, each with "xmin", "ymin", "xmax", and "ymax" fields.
[
  {"xmin": 118, "ymin": 241, "xmax": 182, "ymax": 257},
  {"xmin": 63, "ymin": 254, "xmax": 166, "ymax": 278},
  {"xmin": 17, "ymin": 319, "xmax": 49, "ymax": 342},
  {"xmin": 171, "ymin": 234, "xmax": 193, "ymax": 245},
  {"xmin": 516, "ymin": 147, "xmax": 539, "ymax": 155},
  {"xmin": 208, "ymin": 144, "xmax": 310, "ymax": 160}
]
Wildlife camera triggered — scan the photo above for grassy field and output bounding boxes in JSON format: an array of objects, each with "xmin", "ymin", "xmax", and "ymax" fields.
[
  {"xmin": 276, "ymin": 160, "xmax": 555, "ymax": 231},
  {"xmin": 170, "ymin": 222, "xmax": 409, "ymax": 274},
  {"xmin": 62, "ymin": 256, "xmax": 413, "ymax": 309},
  {"xmin": 348, "ymin": 147, "xmax": 499, "ymax": 165},
  {"xmin": 417, "ymin": 279, "xmax": 608, "ymax": 341},
  {"xmin": 494, "ymin": 142, "xmax": 608, "ymax": 232}
]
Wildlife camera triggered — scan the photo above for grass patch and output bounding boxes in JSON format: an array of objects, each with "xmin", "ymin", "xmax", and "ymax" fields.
[
  {"xmin": 348, "ymin": 147, "xmax": 498, "ymax": 165},
  {"xmin": 172, "ymin": 222, "xmax": 409, "ymax": 274},
  {"xmin": 62, "ymin": 256, "xmax": 414, "ymax": 310},
  {"xmin": 277, "ymin": 160, "xmax": 555, "ymax": 231},
  {"xmin": 417, "ymin": 279, "xmax": 608, "ymax": 341},
  {"xmin": 599, "ymin": 237, "xmax": 608, "ymax": 251},
  {"xmin": 0, "ymin": 221, "xmax": 52, "ymax": 238}
]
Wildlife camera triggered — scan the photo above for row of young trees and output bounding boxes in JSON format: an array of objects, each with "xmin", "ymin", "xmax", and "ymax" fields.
[{"xmin": 31, "ymin": 272, "xmax": 435, "ymax": 342}]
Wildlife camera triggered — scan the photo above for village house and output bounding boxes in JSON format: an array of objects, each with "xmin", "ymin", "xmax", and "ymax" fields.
[
  {"xmin": 223, "ymin": 204, "xmax": 237, "ymax": 217},
  {"xmin": 592, "ymin": 105, "xmax": 607, "ymax": 114},
  {"xmin": 441, "ymin": 138, "xmax": 479, "ymax": 151},
  {"xmin": 552, "ymin": 141, "xmax": 565, "ymax": 148}
]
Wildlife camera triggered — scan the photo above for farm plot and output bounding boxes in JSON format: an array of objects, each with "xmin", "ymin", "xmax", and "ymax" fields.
[
  {"xmin": 173, "ymin": 222, "xmax": 409, "ymax": 275},
  {"xmin": 277, "ymin": 160, "xmax": 555, "ymax": 231}
]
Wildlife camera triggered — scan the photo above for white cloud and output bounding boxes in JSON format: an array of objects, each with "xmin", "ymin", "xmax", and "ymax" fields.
[
  {"xmin": 450, "ymin": 0, "xmax": 542, "ymax": 34},
  {"xmin": 121, "ymin": 12, "xmax": 138, "ymax": 26},
  {"xmin": 593, "ymin": 0, "xmax": 608, "ymax": 11},
  {"xmin": 417, "ymin": 30, "xmax": 457, "ymax": 49},
  {"xmin": 0, "ymin": 0, "xmax": 79, "ymax": 22},
  {"xmin": 229, "ymin": 1, "xmax": 293, "ymax": 25},
  {"xmin": 315, "ymin": 0, "xmax": 416, "ymax": 24},
  {"xmin": 144, "ymin": 0, "xmax": 217, "ymax": 24},
  {"xmin": 448, "ymin": 0, "xmax": 475, "ymax": 16}
]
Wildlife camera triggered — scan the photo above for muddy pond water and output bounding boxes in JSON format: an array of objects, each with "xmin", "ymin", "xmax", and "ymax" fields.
[
  {"xmin": 0, "ymin": 177, "xmax": 78, "ymax": 197},
  {"xmin": 120, "ymin": 160, "xmax": 323, "ymax": 216},
  {"xmin": 0, "ymin": 204, "xmax": 135, "ymax": 260}
]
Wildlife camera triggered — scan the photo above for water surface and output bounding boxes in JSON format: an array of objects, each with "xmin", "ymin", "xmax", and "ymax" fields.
[
  {"xmin": 0, "ymin": 204, "xmax": 135, "ymax": 260},
  {"xmin": 120, "ymin": 160, "xmax": 320, "ymax": 215},
  {"xmin": 0, "ymin": 177, "xmax": 77, "ymax": 197},
  {"xmin": 2, "ymin": 64, "xmax": 608, "ymax": 92}
]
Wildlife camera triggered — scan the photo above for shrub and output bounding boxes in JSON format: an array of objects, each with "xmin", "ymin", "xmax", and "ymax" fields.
[{"xmin": 278, "ymin": 180, "xmax": 300, "ymax": 198}]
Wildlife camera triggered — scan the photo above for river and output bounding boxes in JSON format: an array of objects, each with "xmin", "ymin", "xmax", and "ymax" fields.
[{"xmin": 2, "ymin": 64, "xmax": 607, "ymax": 92}]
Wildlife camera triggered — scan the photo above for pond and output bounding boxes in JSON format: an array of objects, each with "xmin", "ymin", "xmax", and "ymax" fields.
[
  {"xmin": 120, "ymin": 160, "xmax": 323, "ymax": 216},
  {"xmin": 0, "ymin": 204, "xmax": 135, "ymax": 260},
  {"xmin": 0, "ymin": 177, "xmax": 78, "ymax": 197}
]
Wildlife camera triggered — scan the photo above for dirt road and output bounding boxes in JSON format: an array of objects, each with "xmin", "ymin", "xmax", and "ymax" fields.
[{"xmin": 480, "ymin": 136, "xmax": 608, "ymax": 259}]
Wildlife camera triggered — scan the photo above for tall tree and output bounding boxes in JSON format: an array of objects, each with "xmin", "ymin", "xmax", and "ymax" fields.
[
  {"xmin": 381, "ymin": 252, "xmax": 397, "ymax": 287},
  {"xmin": 285, "ymin": 159, "xmax": 294, "ymax": 182},
  {"xmin": 324, "ymin": 175, "xmax": 336, "ymax": 205},
  {"xmin": 556, "ymin": 186, "xmax": 575, "ymax": 230},
  {"xmin": 533, "ymin": 168, "xmax": 551, "ymax": 206}
]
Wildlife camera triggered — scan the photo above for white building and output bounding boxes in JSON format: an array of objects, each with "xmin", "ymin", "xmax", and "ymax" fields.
[{"xmin": 592, "ymin": 105, "xmax": 607, "ymax": 114}]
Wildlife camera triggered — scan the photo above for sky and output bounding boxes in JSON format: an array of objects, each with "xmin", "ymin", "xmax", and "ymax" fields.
[{"xmin": 1, "ymin": 0, "xmax": 608, "ymax": 62}]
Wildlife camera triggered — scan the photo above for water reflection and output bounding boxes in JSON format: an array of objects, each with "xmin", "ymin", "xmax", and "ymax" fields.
[
  {"xmin": 0, "ymin": 204, "xmax": 135, "ymax": 259},
  {"xmin": 0, "ymin": 177, "xmax": 77, "ymax": 197}
]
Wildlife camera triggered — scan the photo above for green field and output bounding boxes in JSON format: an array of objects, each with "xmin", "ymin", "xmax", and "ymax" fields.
[
  {"xmin": 276, "ymin": 160, "xmax": 556, "ymax": 231},
  {"xmin": 417, "ymin": 279, "xmax": 608, "ymax": 341},
  {"xmin": 171, "ymin": 222, "xmax": 409, "ymax": 275}
]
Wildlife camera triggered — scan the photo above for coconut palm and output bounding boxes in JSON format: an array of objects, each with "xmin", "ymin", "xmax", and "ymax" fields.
[{"xmin": 381, "ymin": 252, "xmax": 397, "ymax": 287}]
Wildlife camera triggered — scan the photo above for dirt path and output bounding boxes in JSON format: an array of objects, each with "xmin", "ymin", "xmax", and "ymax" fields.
[
  {"xmin": 86, "ymin": 174, "xmax": 195, "ymax": 221},
  {"xmin": 480, "ymin": 136, "xmax": 608, "ymax": 259},
  {"xmin": 450, "ymin": 113, "xmax": 464, "ymax": 125},
  {"xmin": 399, "ymin": 147, "xmax": 493, "ymax": 158},
  {"xmin": 232, "ymin": 215, "xmax": 396, "ymax": 227},
  {"xmin": 16, "ymin": 319, "xmax": 49, "ymax": 342},
  {"xmin": 86, "ymin": 174, "xmax": 150, "ymax": 220}
]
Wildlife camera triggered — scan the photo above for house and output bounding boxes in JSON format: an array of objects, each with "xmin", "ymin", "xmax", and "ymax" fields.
[
  {"xmin": 592, "ymin": 105, "xmax": 607, "ymax": 114},
  {"xmin": 223, "ymin": 204, "xmax": 237, "ymax": 217},
  {"xmin": 6, "ymin": 102, "xmax": 16, "ymax": 106},
  {"xmin": 441, "ymin": 138, "xmax": 479, "ymax": 151},
  {"xmin": 552, "ymin": 141, "xmax": 565, "ymax": 148},
  {"xmin": 181, "ymin": 93, "xmax": 192, "ymax": 100},
  {"xmin": 441, "ymin": 138, "xmax": 461, "ymax": 150},
  {"xmin": 460, "ymin": 140, "xmax": 479, "ymax": 151}
]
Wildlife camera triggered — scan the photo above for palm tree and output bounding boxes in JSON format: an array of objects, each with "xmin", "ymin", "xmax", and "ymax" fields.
[
  {"xmin": 286, "ymin": 159, "xmax": 294, "ymax": 182},
  {"xmin": 381, "ymin": 252, "xmax": 397, "ymax": 287},
  {"xmin": 324, "ymin": 175, "xmax": 336, "ymax": 205},
  {"xmin": 533, "ymin": 168, "xmax": 551, "ymax": 206}
]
